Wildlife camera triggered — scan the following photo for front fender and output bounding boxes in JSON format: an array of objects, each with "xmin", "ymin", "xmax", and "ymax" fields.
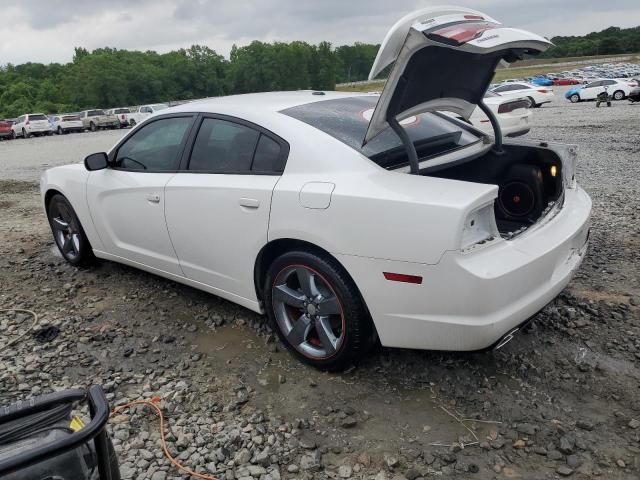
[{"xmin": 41, "ymin": 165, "xmax": 105, "ymax": 251}]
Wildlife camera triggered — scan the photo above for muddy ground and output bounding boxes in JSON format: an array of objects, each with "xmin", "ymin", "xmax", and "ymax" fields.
[{"xmin": 1, "ymin": 91, "xmax": 639, "ymax": 480}]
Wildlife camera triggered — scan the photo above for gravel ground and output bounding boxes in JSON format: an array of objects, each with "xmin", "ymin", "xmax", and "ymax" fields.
[{"xmin": 1, "ymin": 89, "xmax": 639, "ymax": 480}]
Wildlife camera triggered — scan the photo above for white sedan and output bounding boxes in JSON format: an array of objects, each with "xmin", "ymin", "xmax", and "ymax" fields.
[
  {"xmin": 565, "ymin": 79, "xmax": 633, "ymax": 103},
  {"xmin": 467, "ymin": 92, "xmax": 532, "ymax": 137},
  {"xmin": 490, "ymin": 82, "xmax": 554, "ymax": 107},
  {"xmin": 41, "ymin": 7, "xmax": 591, "ymax": 370}
]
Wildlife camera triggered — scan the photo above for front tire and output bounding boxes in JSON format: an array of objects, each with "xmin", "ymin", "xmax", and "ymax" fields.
[
  {"xmin": 23, "ymin": 128, "xmax": 30, "ymax": 138},
  {"xmin": 570, "ymin": 94, "xmax": 580, "ymax": 103},
  {"xmin": 612, "ymin": 90, "xmax": 625, "ymax": 101},
  {"xmin": 47, "ymin": 194, "xmax": 95, "ymax": 267},
  {"xmin": 90, "ymin": 122, "xmax": 97, "ymax": 132},
  {"xmin": 264, "ymin": 250, "xmax": 371, "ymax": 371},
  {"xmin": 527, "ymin": 96, "xmax": 536, "ymax": 108}
]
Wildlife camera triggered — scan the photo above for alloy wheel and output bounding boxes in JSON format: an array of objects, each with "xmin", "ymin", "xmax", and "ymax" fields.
[
  {"xmin": 272, "ymin": 265, "xmax": 345, "ymax": 359},
  {"xmin": 49, "ymin": 202, "xmax": 81, "ymax": 261}
]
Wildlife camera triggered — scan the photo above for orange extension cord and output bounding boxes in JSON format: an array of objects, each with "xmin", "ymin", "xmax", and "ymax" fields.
[{"xmin": 110, "ymin": 398, "xmax": 219, "ymax": 480}]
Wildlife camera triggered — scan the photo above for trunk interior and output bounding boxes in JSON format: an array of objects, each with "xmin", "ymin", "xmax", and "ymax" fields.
[{"xmin": 425, "ymin": 144, "xmax": 564, "ymax": 237}]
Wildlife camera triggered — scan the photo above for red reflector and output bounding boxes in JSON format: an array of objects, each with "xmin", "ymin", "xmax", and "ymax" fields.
[
  {"xmin": 464, "ymin": 15, "xmax": 484, "ymax": 20},
  {"xmin": 537, "ymin": 89, "xmax": 548, "ymax": 93},
  {"xmin": 383, "ymin": 272, "xmax": 423, "ymax": 284}
]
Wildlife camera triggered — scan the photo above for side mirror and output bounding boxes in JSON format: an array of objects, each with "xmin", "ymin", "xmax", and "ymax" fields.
[{"xmin": 84, "ymin": 152, "xmax": 109, "ymax": 171}]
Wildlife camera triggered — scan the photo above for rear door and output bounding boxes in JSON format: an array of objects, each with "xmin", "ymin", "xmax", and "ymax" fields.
[
  {"xmin": 581, "ymin": 81, "xmax": 603, "ymax": 100},
  {"xmin": 87, "ymin": 114, "xmax": 195, "ymax": 274},
  {"xmin": 364, "ymin": 7, "xmax": 552, "ymax": 144},
  {"xmin": 164, "ymin": 114, "xmax": 288, "ymax": 302}
]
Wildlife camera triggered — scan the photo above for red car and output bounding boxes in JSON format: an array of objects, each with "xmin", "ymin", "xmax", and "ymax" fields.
[
  {"xmin": 553, "ymin": 78, "xmax": 580, "ymax": 86},
  {"xmin": 0, "ymin": 120, "xmax": 14, "ymax": 140}
]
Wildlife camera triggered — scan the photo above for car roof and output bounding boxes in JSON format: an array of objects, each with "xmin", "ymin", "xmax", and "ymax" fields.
[{"xmin": 168, "ymin": 91, "xmax": 374, "ymax": 115}]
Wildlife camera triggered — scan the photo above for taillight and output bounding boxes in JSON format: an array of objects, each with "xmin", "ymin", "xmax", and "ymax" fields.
[
  {"xmin": 426, "ymin": 21, "xmax": 500, "ymax": 46},
  {"xmin": 537, "ymin": 88, "xmax": 549, "ymax": 93},
  {"xmin": 25, "ymin": 121, "xmax": 30, "ymax": 125},
  {"xmin": 498, "ymin": 99, "xmax": 530, "ymax": 113}
]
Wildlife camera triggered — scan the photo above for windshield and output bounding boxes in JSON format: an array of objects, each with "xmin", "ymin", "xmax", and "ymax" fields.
[
  {"xmin": 281, "ymin": 96, "xmax": 479, "ymax": 170},
  {"xmin": 88, "ymin": 110, "xmax": 105, "ymax": 116},
  {"xmin": 114, "ymin": 108, "xmax": 130, "ymax": 114},
  {"xmin": 151, "ymin": 104, "xmax": 169, "ymax": 111}
]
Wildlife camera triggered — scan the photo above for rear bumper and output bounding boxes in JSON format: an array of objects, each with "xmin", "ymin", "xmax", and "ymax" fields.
[{"xmin": 337, "ymin": 186, "xmax": 591, "ymax": 351}]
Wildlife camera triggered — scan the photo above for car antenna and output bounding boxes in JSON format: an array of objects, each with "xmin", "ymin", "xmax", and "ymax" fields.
[
  {"xmin": 389, "ymin": 116, "xmax": 420, "ymax": 174},
  {"xmin": 478, "ymin": 99, "xmax": 504, "ymax": 155}
]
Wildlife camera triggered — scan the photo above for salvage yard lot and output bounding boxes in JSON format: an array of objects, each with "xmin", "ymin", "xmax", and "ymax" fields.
[{"xmin": 1, "ymin": 90, "xmax": 639, "ymax": 479}]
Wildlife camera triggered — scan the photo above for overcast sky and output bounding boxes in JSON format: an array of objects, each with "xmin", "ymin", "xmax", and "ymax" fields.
[{"xmin": 1, "ymin": 0, "xmax": 638, "ymax": 65}]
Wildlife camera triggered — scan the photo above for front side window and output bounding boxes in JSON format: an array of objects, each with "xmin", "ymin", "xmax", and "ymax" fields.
[
  {"xmin": 114, "ymin": 117, "xmax": 192, "ymax": 171},
  {"xmin": 188, "ymin": 118, "xmax": 259, "ymax": 172}
]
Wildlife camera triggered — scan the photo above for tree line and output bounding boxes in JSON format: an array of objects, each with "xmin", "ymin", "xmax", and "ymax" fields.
[
  {"xmin": 0, "ymin": 24, "xmax": 638, "ymax": 119},
  {"xmin": 0, "ymin": 42, "xmax": 378, "ymax": 119},
  {"xmin": 543, "ymin": 26, "xmax": 640, "ymax": 58}
]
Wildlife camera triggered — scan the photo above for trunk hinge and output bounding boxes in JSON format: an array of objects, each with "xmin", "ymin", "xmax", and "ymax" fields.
[
  {"xmin": 478, "ymin": 100, "xmax": 504, "ymax": 154},
  {"xmin": 389, "ymin": 116, "xmax": 420, "ymax": 174}
]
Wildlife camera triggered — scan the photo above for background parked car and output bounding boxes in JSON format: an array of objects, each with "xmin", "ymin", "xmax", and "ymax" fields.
[
  {"xmin": 565, "ymin": 79, "xmax": 633, "ymax": 103},
  {"xmin": 490, "ymin": 82, "xmax": 554, "ymax": 108},
  {"xmin": 126, "ymin": 103, "xmax": 169, "ymax": 126},
  {"xmin": 529, "ymin": 76, "xmax": 554, "ymax": 87},
  {"xmin": 79, "ymin": 109, "xmax": 119, "ymax": 131},
  {"xmin": 11, "ymin": 113, "xmax": 53, "ymax": 138},
  {"xmin": 50, "ymin": 114, "xmax": 84, "ymax": 134},
  {"xmin": 0, "ymin": 119, "xmax": 13, "ymax": 140},
  {"xmin": 105, "ymin": 108, "xmax": 133, "ymax": 128},
  {"xmin": 629, "ymin": 87, "xmax": 640, "ymax": 103},
  {"xmin": 465, "ymin": 92, "xmax": 532, "ymax": 138}
]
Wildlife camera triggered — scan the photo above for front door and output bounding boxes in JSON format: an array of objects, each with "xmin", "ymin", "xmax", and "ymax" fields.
[
  {"xmin": 165, "ymin": 115, "xmax": 288, "ymax": 302},
  {"xmin": 87, "ymin": 114, "xmax": 195, "ymax": 275}
]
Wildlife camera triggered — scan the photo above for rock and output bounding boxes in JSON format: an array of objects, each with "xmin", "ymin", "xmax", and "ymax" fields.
[
  {"xmin": 548, "ymin": 450, "xmax": 564, "ymax": 461},
  {"xmin": 234, "ymin": 448, "xmax": 251, "ymax": 465},
  {"xmin": 559, "ymin": 435, "xmax": 575, "ymax": 454},
  {"xmin": 357, "ymin": 451, "xmax": 371, "ymax": 466},
  {"xmin": 150, "ymin": 472, "xmax": 167, "ymax": 480},
  {"xmin": 516, "ymin": 423, "xmax": 537, "ymax": 435},
  {"xmin": 513, "ymin": 439, "xmax": 526, "ymax": 449},
  {"xmin": 576, "ymin": 420, "xmax": 594, "ymax": 431},
  {"xmin": 384, "ymin": 453, "xmax": 399, "ymax": 468},
  {"xmin": 339, "ymin": 465, "xmax": 353, "ymax": 478},
  {"xmin": 404, "ymin": 468, "xmax": 421, "ymax": 480},
  {"xmin": 556, "ymin": 465, "xmax": 574, "ymax": 476},
  {"xmin": 628, "ymin": 418, "xmax": 640, "ymax": 429},
  {"xmin": 287, "ymin": 464, "xmax": 299, "ymax": 473},
  {"xmin": 300, "ymin": 454, "xmax": 320, "ymax": 471},
  {"xmin": 374, "ymin": 472, "xmax": 388, "ymax": 480},
  {"xmin": 616, "ymin": 459, "xmax": 625, "ymax": 468},
  {"xmin": 566, "ymin": 454, "xmax": 583, "ymax": 469},
  {"xmin": 341, "ymin": 416, "xmax": 358, "ymax": 428}
]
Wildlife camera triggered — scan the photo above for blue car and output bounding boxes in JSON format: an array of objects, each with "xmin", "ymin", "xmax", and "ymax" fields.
[
  {"xmin": 565, "ymin": 87, "xmax": 582, "ymax": 103},
  {"xmin": 529, "ymin": 76, "xmax": 554, "ymax": 87}
]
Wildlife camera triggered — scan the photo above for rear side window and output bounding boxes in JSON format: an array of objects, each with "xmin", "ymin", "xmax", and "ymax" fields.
[
  {"xmin": 252, "ymin": 135, "xmax": 284, "ymax": 172},
  {"xmin": 114, "ymin": 116, "xmax": 192, "ymax": 171},
  {"xmin": 282, "ymin": 96, "xmax": 478, "ymax": 170},
  {"xmin": 188, "ymin": 118, "xmax": 259, "ymax": 172}
]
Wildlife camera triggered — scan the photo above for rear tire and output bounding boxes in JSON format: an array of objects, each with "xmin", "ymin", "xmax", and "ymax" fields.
[
  {"xmin": 613, "ymin": 90, "xmax": 625, "ymax": 101},
  {"xmin": 46, "ymin": 194, "xmax": 95, "ymax": 267},
  {"xmin": 129, "ymin": 119, "xmax": 136, "ymax": 127},
  {"xmin": 527, "ymin": 96, "xmax": 536, "ymax": 108},
  {"xmin": 23, "ymin": 128, "xmax": 30, "ymax": 138},
  {"xmin": 264, "ymin": 250, "xmax": 372, "ymax": 371},
  {"xmin": 11, "ymin": 130, "xmax": 16, "ymax": 139},
  {"xmin": 90, "ymin": 122, "xmax": 97, "ymax": 132},
  {"xmin": 57, "ymin": 126, "xmax": 63, "ymax": 135}
]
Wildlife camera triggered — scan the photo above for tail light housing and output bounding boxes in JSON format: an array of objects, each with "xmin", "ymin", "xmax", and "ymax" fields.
[
  {"xmin": 537, "ymin": 88, "xmax": 549, "ymax": 93},
  {"xmin": 498, "ymin": 99, "xmax": 530, "ymax": 114}
]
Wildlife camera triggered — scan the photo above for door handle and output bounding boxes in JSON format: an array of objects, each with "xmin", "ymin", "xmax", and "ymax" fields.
[
  {"xmin": 239, "ymin": 198, "xmax": 260, "ymax": 209},
  {"xmin": 146, "ymin": 193, "xmax": 161, "ymax": 204}
]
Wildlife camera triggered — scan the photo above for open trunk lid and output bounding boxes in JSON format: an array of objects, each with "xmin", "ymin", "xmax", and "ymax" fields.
[{"xmin": 364, "ymin": 7, "xmax": 552, "ymax": 145}]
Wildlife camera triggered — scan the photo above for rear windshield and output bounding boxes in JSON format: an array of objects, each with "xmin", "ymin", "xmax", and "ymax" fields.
[
  {"xmin": 113, "ymin": 108, "xmax": 130, "ymax": 114},
  {"xmin": 62, "ymin": 115, "xmax": 80, "ymax": 121},
  {"xmin": 281, "ymin": 96, "xmax": 478, "ymax": 170},
  {"xmin": 88, "ymin": 110, "xmax": 105, "ymax": 116},
  {"xmin": 28, "ymin": 114, "xmax": 47, "ymax": 121}
]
